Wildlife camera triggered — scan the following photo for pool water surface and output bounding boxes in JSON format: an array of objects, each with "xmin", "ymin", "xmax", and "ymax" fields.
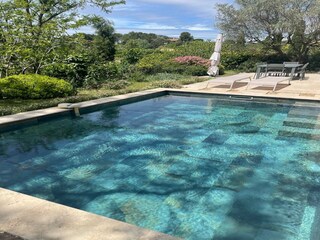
[{"xmin": 0, "ymin": 94, "xmax": 320, "ymax": 239}]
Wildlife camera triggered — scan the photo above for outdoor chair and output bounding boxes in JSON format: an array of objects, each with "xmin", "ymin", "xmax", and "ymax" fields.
[
  {"xmin": 283, "ymin": 62, "xmax": 300, "ymax": 76},
  {"xmin": 204, "ymin": 74, "xmax": 251, "ymax": 90},
  {"xmin": 246, "ymin": 76, "xmax": 291, "ymax": 92},
  {"xmin": 254, "ymin": 62, "xmax": 268, "ymax": 79},
  {"xmin": 266, "ymin": 64, "xmax": 285, "ymax": 77},
  {"xmin": 294, "ymin": 63, "xmax": 309, "ymax": 80}
]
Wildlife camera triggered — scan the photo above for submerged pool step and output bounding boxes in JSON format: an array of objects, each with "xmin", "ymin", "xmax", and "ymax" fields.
[
  {"xmin": 279, "ymin": 106, "xmax": 320, "ymax": 140},
  {"xmin": 278, "ymin": 130, "xmax": 320, "ymax": 141},
  {"xmin": 288, "ymin": 108, "xmax": 320, "ymax": 120},
  {"xmin": 283, "ymin": 120, "xmax": 320, "ymax": 130}
]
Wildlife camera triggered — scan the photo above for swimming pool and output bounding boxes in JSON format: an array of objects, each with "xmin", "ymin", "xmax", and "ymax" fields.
[{"xmin": 0, "ymin": 94, "xmax": 320, "ymax": 239}]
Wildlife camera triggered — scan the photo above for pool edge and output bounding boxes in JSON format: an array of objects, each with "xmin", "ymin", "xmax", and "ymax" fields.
[
  {"xmin": 1, "ymin": 88, "xmax": 320, "ymax": 133},
  {"xmin": 0, "ymin": 88, "xmax": 167, "ymax": 133},
  {"xmin": 0, "ymin": 187, "xmax": 179, "ymax": 240}
]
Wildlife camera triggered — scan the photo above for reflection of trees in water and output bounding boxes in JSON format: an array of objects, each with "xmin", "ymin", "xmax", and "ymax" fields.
[{"xmin": 0, "ymin": 106, "xmax": 121, "ymax": 157}]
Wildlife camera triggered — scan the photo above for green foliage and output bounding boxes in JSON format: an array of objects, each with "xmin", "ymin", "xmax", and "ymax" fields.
[
  {"xmin": 127, "ymin": 70, "xmax": 147, "ymax": 82},
  {"xmin": 174, "ymin": 41, "xmax": 214, "ymax": 58},
  {"xmin": 0, "ymin": 0, "xmax": 124, "ymax": 76},
  {"xmin": 184, "ymin": 65, "xmax": 208, "ymax": 76},
  {"xmin": 179, "ymin": 32, "xmax": 194, "ymax": 43},
  {"xmin": 122, "ymin": 39, "xmax": 151, "ymax": 49},
  {"xmin": 105, "ymin": 80, "xmax": 130, "ymax": 90},
  {"xmin": 84, "ymin": 62, "xmax": 119, "ymax": 89},
  {"xmin": 145, "ymin": 73, "xmax": 193, "ymax": 81},
  {"xmin": 92, "ymin": 18, "xmax": 116, "ymax": 62},
  {"xmin": 308, "ymin": 49, "xmax": 320, "ymax": 71},
  {"xmin": 221, "ymin": 51, "xmax": 252, "ymax": 70},
  {"xmin": 42, "ymin": 55, "xmax": 91, "ymax": 88},
  {"xmin": 119, "ymin": 32, "xmax": 170, "ymax": 49},
  {"xmin": 218, "ymin": 65, "xmax": 225, "ymax": 75},
  {"xmin": 216, "ymin": 0, "xmax": 320, "ymax": 61},
  {"xmin": 123, "ymin": 48, "xmax": 146, "ymax": 64},
  {"xmin": 137, "ymin": 52, "xmax": 175, "ymax": 74},
  {"xmin": 150, "ymin": 80, "xmax": 181, "ymax": 89},
  {"xmin": 0, "ymin": 74, "xmax": 74, "ymax": 99}
]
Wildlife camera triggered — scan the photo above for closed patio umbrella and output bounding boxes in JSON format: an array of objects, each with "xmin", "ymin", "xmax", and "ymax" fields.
[{"xmin": 207, "ymin": 33, "xmax": 223, "ymax": 77}]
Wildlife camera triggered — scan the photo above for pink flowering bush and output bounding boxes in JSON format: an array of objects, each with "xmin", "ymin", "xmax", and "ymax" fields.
[{"xmin": 173, "ymin": 56, "xmax": 211, "ymax": 67}]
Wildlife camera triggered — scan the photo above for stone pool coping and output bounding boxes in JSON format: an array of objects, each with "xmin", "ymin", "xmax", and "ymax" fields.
[
  {"xmin": 1, "ymin": 87, "xmax": 320, "ymax": 132},
  {"xmin": 0, "ymin": 188, "xmax": 178, "ymax": 240},
  {"xmin": 1, "ymin": 86, "xmax": 320, "ymax": 240}
]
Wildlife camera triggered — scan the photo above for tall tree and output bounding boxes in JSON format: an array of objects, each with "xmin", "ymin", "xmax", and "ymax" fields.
[
  {"xmin": 92, "ymin": 18, "xmax": 116, "ymax": 61},
  {"xmin": 179, "ymin": 32, "xmax": 194, "ymax": 43},
  {"xmin": 0, "ymin": 0, "xmax": 124, "ymax": 76},
  {"xmin": 216, "ymin": 0, "xmax": 320, "ymax": 62}
]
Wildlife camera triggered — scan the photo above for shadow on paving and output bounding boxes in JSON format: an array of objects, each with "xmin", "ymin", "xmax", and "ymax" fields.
[{"xmin": 0, "ymin": 232, "xmax": 25, "ymax": 240}]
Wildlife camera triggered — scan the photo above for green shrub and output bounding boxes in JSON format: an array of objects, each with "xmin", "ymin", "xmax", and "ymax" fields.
[
  {"xmin": 84, "ymin": 62, "xmax": 119, "ymax": 89},
  {"xmin": 308, "ymin": 50, "xmax": 320, "ymax": 71},
  {"xmin": 145, "ymin": 73, "xmax": 188, "ymax": 81},
  {"xmin": 0, "ymin": 74, "xmax": 74, "ymax": 99},
  {"xmin": 42, "ymin": 55, "xmax": 91, "ymax": 88},
  {"xmin": 238, "ymin": 59, "xmax": 259, "ymax": 72},
  {"xmin": 173, "ymin": 41, "xmax": 214, "ymax": 58},
  {"xmin": 218, "ymin": 64, "xmax": 225, "ymax": 75},
  {"xmin": 105, "ymin": 80, "xmax": 130, "ymax": 90},
  {"xmin": 150, "ymin": 80, "xmax": 181, "ymax": 88},
  {"xmin": 127, "ymin": 70, "xmax": 147, "ymax": 82},
  {"xmin": 159, "ymin": 61, "xmax": 186, "ymax": 74},
  {"xmin": 137, "ymin": 52, "xmax": 176, "ymax": 74},
  {"xmin": 184, "ymin": 65, "xmax": 208, "ymax": 76},
  {"xmin": 123, "ymin": 48, "xmax": 146, "ymax": 64}
]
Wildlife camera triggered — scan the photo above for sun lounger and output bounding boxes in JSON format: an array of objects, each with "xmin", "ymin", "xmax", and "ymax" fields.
[
  {"xmin": 246, "ymin": 76, "xmax": 291, "ymax": 92},
  {"xmin": 204, "ymin": 74, "xmax": 251, "ymax": 90}
]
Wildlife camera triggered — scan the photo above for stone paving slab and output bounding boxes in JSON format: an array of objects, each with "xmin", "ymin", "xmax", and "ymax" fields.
[
  {"xmin": 0, "ymin": 188, "xmax": 179, "ymax": 240},
  {"xmin": 184, "ymin": 73, "xmax": 320, "ymax": 101}
]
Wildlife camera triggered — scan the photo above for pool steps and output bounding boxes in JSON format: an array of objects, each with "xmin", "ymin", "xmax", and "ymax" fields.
[{"xmin": 278, "ymin": 104, "xmax": 320, "ymax": 140}]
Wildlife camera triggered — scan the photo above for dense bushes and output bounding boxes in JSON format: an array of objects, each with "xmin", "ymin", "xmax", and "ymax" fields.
[
  {"xmin": 173, "ymin": 56, "xmax": 211, "ymax": 67},
  {"xmin": 0, "ymin": 74, "xmax": 74, "ymax": 99},
  {"xmin": 84, "ymin": 62, "xmax": 119, "ymax": 88},
  {"xmin": 42, "ymin": 55, "xmax": 90, "ymax": 88}
]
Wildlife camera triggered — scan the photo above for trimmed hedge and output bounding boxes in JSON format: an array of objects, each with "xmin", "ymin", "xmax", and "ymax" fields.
[{"xmin": 0, "ymin": 74, "xmax": 74, "ymax": 99}]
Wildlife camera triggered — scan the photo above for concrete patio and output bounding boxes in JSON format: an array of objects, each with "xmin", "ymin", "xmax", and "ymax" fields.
[{"xmin": 185, "ymin": 73, "xmax": 320, "ymax": 100}]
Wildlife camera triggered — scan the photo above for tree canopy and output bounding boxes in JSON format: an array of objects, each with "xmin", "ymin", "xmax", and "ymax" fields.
[
  {"xmin": 0, "ymin": 0, "xmax": 124, "ymax": 76},
  {"xmin": 216, "ymin": 0, "xmax": 320, "ymax": 62},
  {"xmin": 119, "ymin": 32, "xmax": 170, "ymax": 49},
  {"xmin": 179, "ymin": 32, "xmax": 194, "ymax": 43}
]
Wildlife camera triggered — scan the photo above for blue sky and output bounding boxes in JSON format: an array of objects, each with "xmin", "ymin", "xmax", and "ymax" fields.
[{"xmin": 80, "ymin": 0, "xmax": 234, "ymax": 40}]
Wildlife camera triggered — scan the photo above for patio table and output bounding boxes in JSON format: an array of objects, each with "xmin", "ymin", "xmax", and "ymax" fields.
[
  {"xmin": 283, "ymin": 63, "xmax": 303, "ymax": 79},
  {"xmin": 255, "ymin": 63, "xmax": 303, "ymax": 79}
]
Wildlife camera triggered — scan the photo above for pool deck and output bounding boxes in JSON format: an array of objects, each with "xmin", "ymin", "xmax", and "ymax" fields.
[
  {"xmin": 0, "ymin": 188, "xmax": 178, "ymax": 240},
  {"xmin": 0, "ymin": 72, "xmax": 319, "ymax": 240},
  {"xmin": 184, "ymin": 73, "xmax": 320, "ymax": 100}
]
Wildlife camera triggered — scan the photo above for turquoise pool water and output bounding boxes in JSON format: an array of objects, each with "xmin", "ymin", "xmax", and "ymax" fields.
[{"xmin": 1, "ymin": 94, "xmax": 320, "ymax": 239}]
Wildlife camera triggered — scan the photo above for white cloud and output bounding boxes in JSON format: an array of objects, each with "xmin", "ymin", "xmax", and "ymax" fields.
[
  {"xmin": 137, "ymin": 23, "xmax": 178, "ymax": 30},
  {"xmin": 109, "ymin": 18, "xmax": 177, "ymax": 30},
  {"xmin": 137, "ymin": 0, "xmax": 231, "ymax": 16},
  {"xmin": 183, "ymin": 24, "xmax": 212, "ymax": 31}
]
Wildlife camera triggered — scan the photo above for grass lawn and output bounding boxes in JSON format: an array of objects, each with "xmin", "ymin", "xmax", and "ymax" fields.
[{"xmin": 0, "ymin": 71, "xmax": 239, "ymax": 116}]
